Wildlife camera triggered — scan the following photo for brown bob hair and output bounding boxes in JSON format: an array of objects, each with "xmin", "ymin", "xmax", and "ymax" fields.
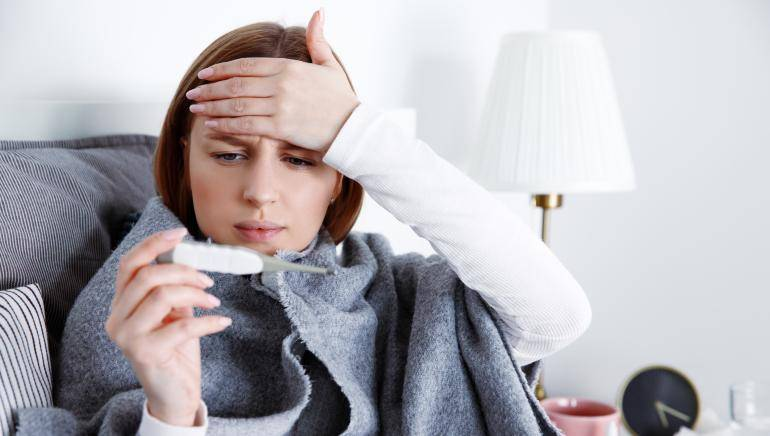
[{"xmin": 153, "ymin": 21, "xmax": 364, "ymax": 245}]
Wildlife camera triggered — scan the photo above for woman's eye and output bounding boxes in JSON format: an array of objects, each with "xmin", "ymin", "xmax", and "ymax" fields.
[
  {"xmin": 213, "ymin": 153, "xmax": 244, "ymax": 162},
  {"xmin": 286, "ymin": 157, "xmax": 313, "ymax": 167},
  {"xmin": 212, "ymin": 153, "xmax": 313, "ymax": 167}
]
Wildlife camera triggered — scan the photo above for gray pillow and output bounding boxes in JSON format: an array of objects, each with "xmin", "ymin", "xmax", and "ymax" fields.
[{"xmin": 0, "ymin": 134, "xmax": 158, "ymax": 363}]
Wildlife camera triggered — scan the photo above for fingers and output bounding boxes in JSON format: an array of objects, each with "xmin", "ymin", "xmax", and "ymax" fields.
[
  {"xmin": 188, "ymin": 95, "xmax": 278, "ymax": 118},
  {"xmin": 146, "ymin": 315, "xmax": 232, "ymax": 352},
  {"xmin": 116, "ymin": 227, "xmax": 189, "ymax": 295},
  {"xmin": 202, "ymin": 115, "xmax": 279, "ymax": 137},
  {"xmin": 162, "ymin": 306, "xmax": 194, "ymax": 326},
  {"xmin": 307, "ymin": 9, "xmax": 322, "ymax": 38},
  {"xmin": 196, "ymin": 57, "xmax": 289, "ymax": 81},
  {"xmin": 113, "ymin": 263, "xmax": 214, "ymax": 324},
  {"xmin": 186, "ymin": 75, "xmax": 280, "ymax": 102},
  {"xmin": 306, "ymin": 8, "xmax": 337, "ymax": 69},
  {"xmin": 121, "ymin": 284, "xmax": 220, "ymax": 336}
]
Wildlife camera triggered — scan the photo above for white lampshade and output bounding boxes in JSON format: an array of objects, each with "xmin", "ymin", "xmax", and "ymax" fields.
[{"xmin": 469, "ymin": 31, "xmax": 636, "ymax": 193}]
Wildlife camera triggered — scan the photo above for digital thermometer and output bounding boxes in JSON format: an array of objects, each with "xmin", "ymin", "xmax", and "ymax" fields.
[{"xmin": 156, "ymin": 239, "xmax": 330, "ymax": 275}]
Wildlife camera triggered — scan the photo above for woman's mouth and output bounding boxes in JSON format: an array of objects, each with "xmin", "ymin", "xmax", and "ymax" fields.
[{"xmin": 234, "ymin": 226, "xmax": 285, "ymax": 242}]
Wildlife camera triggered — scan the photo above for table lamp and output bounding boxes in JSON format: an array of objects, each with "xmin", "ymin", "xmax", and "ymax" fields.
[{"xmin": 467, "ymin": 30, "xmax": 637, "ymax": 400}]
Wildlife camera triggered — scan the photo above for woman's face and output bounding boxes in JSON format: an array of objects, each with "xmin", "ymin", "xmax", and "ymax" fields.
[{"xmin": 182, "ymin": 116, "xmax": 342, "ymax": 256}]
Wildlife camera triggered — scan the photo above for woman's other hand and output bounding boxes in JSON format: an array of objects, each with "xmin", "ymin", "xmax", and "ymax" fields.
[
  {"xmin": 185, "ymin": 8, "xmax": 360, "ymax": 155},
  {"xmin": 104, "ymin": 227, "xmax": 231, "ymax": 426}
]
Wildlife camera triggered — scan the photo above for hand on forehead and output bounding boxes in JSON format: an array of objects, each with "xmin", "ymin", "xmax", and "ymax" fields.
[{"xmin": 183, "ymin": 9, "xmax": 360, "ymax": 154}]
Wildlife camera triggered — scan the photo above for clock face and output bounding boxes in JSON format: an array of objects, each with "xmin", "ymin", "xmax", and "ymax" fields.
[{"xmin": 619, "ymin": 366, "xmax": 699, "ymax": 436}]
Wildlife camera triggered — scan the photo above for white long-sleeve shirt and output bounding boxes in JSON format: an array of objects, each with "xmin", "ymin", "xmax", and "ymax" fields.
[
  {"xmin": 137, "ymin": 102, "xmax": 592, "ymax": 434},
  {"xmin": 138, "ymin": 399, "xmax": 208, "ymax": 435}
]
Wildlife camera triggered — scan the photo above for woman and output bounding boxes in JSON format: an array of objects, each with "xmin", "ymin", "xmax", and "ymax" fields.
[{"xmin": 14, "ymin": 9, "xmax": 591, "ymax": 436}]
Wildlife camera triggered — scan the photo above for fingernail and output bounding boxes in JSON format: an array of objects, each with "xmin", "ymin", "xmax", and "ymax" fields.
[
  {"xmin": 204, "ymin": 120, "xmax": 218, "ymax": 128},
  {"xmin": 189, "ymin": 104, "xmax": 205, "ymax": 113},
  {"xmin": 319, "ymin": 7, "xmax": 325, "ymax": 26},
  {"xmin": 208, "ymin": 295, "xmax": 221, "ymax": 306},
  {"xmin": 163, "ymin": 227, "xmax": 188, "ymax": 240},
  {"xmin": 199, "ymin": 274, "xmax": 215, "ymax": 287},
  {"xmin": 198, "ymin": 67, "xmax": 213, "ymax": 79},
  {"xmin": 186, "ymin": 88, "xmax": 201, "ymax": 99},
  {"xmin": 219, "ymin": 317, "xmax": 232, "ymax": 327}
]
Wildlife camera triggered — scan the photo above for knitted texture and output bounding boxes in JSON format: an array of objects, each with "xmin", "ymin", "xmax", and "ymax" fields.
[{"xmin": 14, "ymin": 196, "xmax": 562, "ymax": 435}]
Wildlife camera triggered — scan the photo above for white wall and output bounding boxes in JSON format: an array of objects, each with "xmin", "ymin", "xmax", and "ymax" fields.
[
  {"xmin": 547, "ymin": 0, "xmax": 770, "ymax": 424},
  {"xmin": 0, "ymin": 0, "xmax": 546, "ymax": 164},
  {"xmin": 0, "ymin": 0, "xmax": 548, "ymax": 256}
]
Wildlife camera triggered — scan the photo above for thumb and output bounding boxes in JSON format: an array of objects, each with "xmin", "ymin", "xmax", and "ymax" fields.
[{"xmin": 306, "ymin": 8, "xmax": 340, "ymax": 69}]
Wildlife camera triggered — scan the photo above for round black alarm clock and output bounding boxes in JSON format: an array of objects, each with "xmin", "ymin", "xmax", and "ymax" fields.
[{"xmin": 617, "ymin": 365, "xmax": 700, "ymax": 436}]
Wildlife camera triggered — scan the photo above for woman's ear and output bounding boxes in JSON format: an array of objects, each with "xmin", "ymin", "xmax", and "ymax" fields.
[{"xmin": 180, "ymin": 137, "xmax": 188, "ymax": 148}]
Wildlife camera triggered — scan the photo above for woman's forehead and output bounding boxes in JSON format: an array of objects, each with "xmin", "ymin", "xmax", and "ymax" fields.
[{"xmin": 198, "ymin": 128, "xmax": 318, "ymax": 156}]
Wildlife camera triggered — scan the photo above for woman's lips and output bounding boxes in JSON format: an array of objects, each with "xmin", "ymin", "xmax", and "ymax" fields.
[{"xmin": 234, "ymin": 226, "xmax": 284, "ymax": 242}]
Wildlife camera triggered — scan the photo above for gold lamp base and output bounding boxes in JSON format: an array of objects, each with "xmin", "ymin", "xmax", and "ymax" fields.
[
  {"xmin": 531, "ymin": 193, "xmax": 563, "ymax": 245},
  {"xmin": 530, "ymin": 193, "xmax": 563, "ymax": 401}
]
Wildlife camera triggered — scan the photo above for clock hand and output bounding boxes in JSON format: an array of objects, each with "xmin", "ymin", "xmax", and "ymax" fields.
[
  {"xmin": 655, "ymin": 400, "xmax": 692, "ymax": 427},
  {"xmin": 660, "ymin": 402, "xmax": 692, "ymax": 422},
  {"xmin": 655, "ymin": 401, "xmax": 669, "ymax": 428}
]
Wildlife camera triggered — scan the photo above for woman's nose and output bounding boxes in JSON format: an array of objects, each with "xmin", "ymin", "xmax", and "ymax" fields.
[{"xmin": 242, "ymin": 157, "xmax": 280, "ymax": 205}]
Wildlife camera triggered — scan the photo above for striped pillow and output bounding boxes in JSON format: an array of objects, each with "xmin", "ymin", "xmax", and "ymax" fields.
[
  {"xmin": 0, "ymin": 284, "xmax": 52, "ymax": 436},
  {"xmin": 0, "ymin": 134, "xmax": 158, "ymax": 354}
]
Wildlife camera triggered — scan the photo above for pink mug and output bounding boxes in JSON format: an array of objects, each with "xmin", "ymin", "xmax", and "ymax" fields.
[{"xmin": 540, "ymin": 397, "xmax": 621, "ymax": 436}]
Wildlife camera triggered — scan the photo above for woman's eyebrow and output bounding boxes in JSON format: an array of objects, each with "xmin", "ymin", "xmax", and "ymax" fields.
[{"xmin": 204, "ymin": 133, "xmax": 317, "ymax": 154}]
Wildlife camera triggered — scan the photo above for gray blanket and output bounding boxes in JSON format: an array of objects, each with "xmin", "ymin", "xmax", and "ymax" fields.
[{"xmin": 13, "ymin": 196, "xmax": 563, "ymax": 435}]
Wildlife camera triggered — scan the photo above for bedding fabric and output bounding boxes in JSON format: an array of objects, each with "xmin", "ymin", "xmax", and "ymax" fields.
[
  {"xmin": 13, "ymin": 196, "xmax": 563, "ymax": 435},
  {"xmin": 0, "ymin": 134, "xmax": 158, "ymax": 374},
  {"xmin": 0, "ymin": 284, "xmax": 53, "ymax": 436}
]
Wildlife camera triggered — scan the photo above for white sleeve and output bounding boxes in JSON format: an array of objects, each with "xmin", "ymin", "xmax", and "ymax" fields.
[
  {"xmin": 322, "ymin": 102, "xmax": 593, "ymax": 367},
  {"xmin": 137, "ymin": 398, "xmax": 208, "ymax": 436}
]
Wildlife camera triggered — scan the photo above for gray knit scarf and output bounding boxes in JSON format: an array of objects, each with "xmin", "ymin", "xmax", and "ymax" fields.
[{"xmin": 13, "ymin": 195, "xmax": 563, "ymax": 435}]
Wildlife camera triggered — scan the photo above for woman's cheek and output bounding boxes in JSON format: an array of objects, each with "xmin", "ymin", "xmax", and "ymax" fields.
[
  {"xmin": 189, "ymin": 157, "xmax": 226, "ymax": 232},
  {"xmin": 190, "ymin": 157, "xmax": 215, "ymax": 198}
]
